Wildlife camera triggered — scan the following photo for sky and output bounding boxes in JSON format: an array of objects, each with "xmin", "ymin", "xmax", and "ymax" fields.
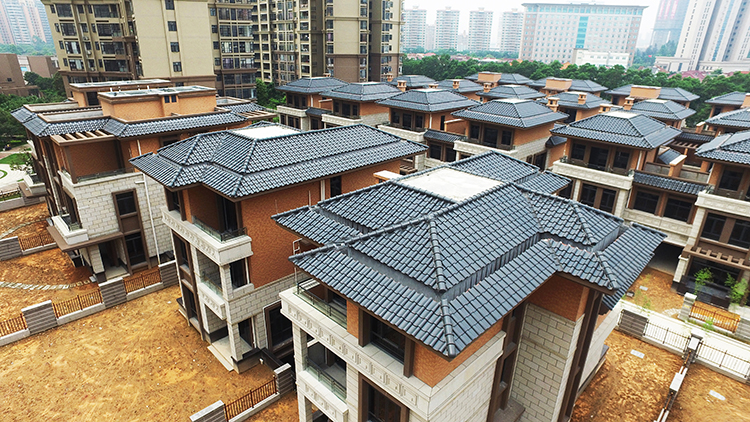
[{"xmin": 403, "ymin": 0, "xmax": 658, "ymax": 49}]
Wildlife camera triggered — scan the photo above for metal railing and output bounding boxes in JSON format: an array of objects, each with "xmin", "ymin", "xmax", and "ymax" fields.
[
  {"xmin": 77, "ymin": 167, "xmax": 134, "ymax": 183},
  {"xmin": 18, "ymin": 232, "xmax": 55, "ymax": 250},
  {"xmin": 60, "ymin": 214, "xmax": 83, "ymax": 231},
  {"xmin": 304, "ymin": 357, "xmax": 346, "ymax": 400},
  {"xmin": 295, "ymin": 284, "xmax": 347, "ymax": 328},
  {"xmin": 0, "ymin": 314, "xmax": 27, "ymax": 337},
  {"xmin": 191, "ymin": 216, "xmax": 247, "ymax": 242},
  {"xmin": 122, "ymin": 269, "xmax": 162, "ymax": 294},
  {"xmin": 26, "ymin": 170, "xmax": 41, "ymax": 184},
  {"xmin": 559, "ymin": 155, "xmax": 632, "ymax": 176},
  {"xmin": 52, "ymin": 290, "xmax": 103, "ymax": 317},
  {"xmin": 0, "ymin": 188, "xmax": 21, "ymax": 202},
  {"xmin": 201, "ymin": 271, "xmax": 224, "ymax": 296},
  {"xmin": 224, "ymin": 376, "xmax": 277, "ymax": 419},
  {"xmin": 689, "ymin": 302, "xmax": 740, "ymax": 332}
]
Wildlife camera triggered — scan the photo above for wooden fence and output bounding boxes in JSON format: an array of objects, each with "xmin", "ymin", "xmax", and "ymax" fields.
[
  {"xmin": 52, "ymin": 290, "xmax": 103, "ymax": 318},
  {"xmin": 0, "ymin": 314, "xmax": 27, "ymax": 337},
  {"xmin": 690, "ymin": 301, "xmax": 741, "ymax": 332},
  {"xmin": 122, "ymin": 269, "xmax": 161, "ymax": 294},
  {"xmin": 224, "ymin": 376, "xmax": 278, "ymax": 420},
  {"xmin": 18, "ymin": 232, "xmax": 56, "ymax": 251},
  {"xmin": 0, "ymin": 188, "xmax": 21, "ymax": 202}
]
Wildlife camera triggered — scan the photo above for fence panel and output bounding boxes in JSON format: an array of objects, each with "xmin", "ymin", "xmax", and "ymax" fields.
[
  {"xmin": 18, "ymin": 232, "xmax": 56, "ymax": 251},
  {"xmin": 642, "ymin": 319, "xmax": 690, "ymax": 351},
  {"xmin": 224, "ymin": 377, "xmax": 278, "ymax": 420},
  {"xmin": 52, "ymin": 290, "xmax": 103, "ymax": 317},
  {"xmin": 690, "ymin": 302, "xmax": 740, "ymax": 332},
  {"xmin": 698, "ymin": 344, "xmax": 750, "ymax": 377},
  {"xmin": 122, "ymin": 269, "xmax": 161, "ymax": 294},
  {"xmin": 0, "ymin": 314, "xmax": 27, "ymax": 336}
]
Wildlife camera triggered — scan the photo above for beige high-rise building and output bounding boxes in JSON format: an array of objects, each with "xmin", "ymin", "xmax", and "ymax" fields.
[
  {"xmin": 435, "ymin": 7, "xmax": 459, "ymax": 50},
  {"xmin": 0, "ymin": 0, "xmax": 53, "ymax": 44},
  {"xmin": 468, "ymin": 8, "xmax": 493, "ymax": 52}
]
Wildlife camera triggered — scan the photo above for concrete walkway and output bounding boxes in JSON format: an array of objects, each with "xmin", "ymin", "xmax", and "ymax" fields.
[{"xmin": 0, "ymin": 279, "xmax": 92, "ymax": 290}]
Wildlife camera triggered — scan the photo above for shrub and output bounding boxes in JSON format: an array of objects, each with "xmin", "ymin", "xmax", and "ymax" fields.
[
  {"xmin": 694, "ymin": 268, "xmax": 713, "ymax": 295},
  {"xmin": 730, "ymin": 278, "xmax": 748, "ymax": 304}
]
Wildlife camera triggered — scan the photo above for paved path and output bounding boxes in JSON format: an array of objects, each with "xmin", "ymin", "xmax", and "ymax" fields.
[
  {"xmin": 0, "ymin": 218, "xmax": 48, "ymax": 238},
  {"xmin": 0, "ymin": 279, "xmax": 92, "ymax": 290}
]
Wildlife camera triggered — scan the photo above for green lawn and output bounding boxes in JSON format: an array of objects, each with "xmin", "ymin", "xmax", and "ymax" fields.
[{"xmin": 0, "ymin": 153, "xmax": 27, "ymax": 166}]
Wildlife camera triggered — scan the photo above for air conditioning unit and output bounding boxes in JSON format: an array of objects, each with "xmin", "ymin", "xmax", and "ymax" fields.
[
  {"xmin": 83, "ymin": 35, "xmax": 90, "ymax": 41},
  {"xmin": 86, "ymin": 50, "xmax": 92, "ymax": 56}
]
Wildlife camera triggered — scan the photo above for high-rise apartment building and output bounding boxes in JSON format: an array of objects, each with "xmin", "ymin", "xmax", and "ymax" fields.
[
  {"xmin": 425, "ymin": 24, "xmax": 435, "ymax": 51},
  {"xmin": 499, "ymin": 8, "xmax": 523, "ymax": 54},
  {"xmin": 520, "ymin": 3, "xmax": 645, "ymax": 65},
  {"xmin": 468, "ymin": 8, "xmax": 493, "ymax": 52},
  {"xmin": 650, "ymin": 0, "xmax": 690, "ymax": 47},
  {"xmin": 402, "ymin": 6, "xmax": 427, "ymax": 51},
  {"xmin": 656, "ymin": 0, "xmax": 750, "ymax": 72},
  {"xmin": 0, "ymin": 0, "xmax": 52, "ymax": 44},
  {"xmin": 435, "ymin": 7, "xmax": 459, "ymax": 51}
]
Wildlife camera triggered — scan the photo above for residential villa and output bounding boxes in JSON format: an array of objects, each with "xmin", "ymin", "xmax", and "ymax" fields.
[
  {"xmin": 478, "ymin": 84, "xmax": 546, "ymax": 102},
  {"xmin": 317, "ymin": 82, "xmax": 402, "ymax": 128},
  {"xmin": 538, "ymin": 92, "xmax": 612, "ymax": 123},
  {"xmin": 275, "ymin": 77, "xmax": 349, "ymax": 130},
  {"xmin": 604, "ymin": 85, "xmax": 699, "ymax": 108},
  {"xmin": 527, "ymin": 77, "xmax": 608, "ymax": 96}
]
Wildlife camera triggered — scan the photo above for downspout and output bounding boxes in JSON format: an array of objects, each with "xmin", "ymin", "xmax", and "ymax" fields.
[{"xmin": 137, "ymin": 140, "xmax": 161, "ymax": 265}]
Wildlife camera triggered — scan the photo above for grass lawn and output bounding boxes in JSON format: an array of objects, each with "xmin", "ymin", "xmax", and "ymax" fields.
[{"xmin": 0, "ymin": 153, "xmax": 27, "ymax": 166}]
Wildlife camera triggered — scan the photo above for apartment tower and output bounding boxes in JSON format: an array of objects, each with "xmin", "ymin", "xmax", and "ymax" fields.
[
  {"xmin": 499, "ymin": 8, "xmax": 523, "ymax": 54},
  {"xmin": 402, "ymin": 6, "xmax": 427, "ymax": 51},
  {"xmin": 650, "ymin": 0, "xmax": 690, "ymax": 48},
  {"xmin": 520, "ymin": 3, "xmax": 645, "ymax": 65},
  {"xmin": 467, "ymin": 8, "xmax": 493, "ymax": 52},
  {"xmin": 434, "ymin": 7, "xmax": 459, "ymax": 51},
  {"xmin": 0, "ymin": 0, "xmax": 53, "ymax": 44}
]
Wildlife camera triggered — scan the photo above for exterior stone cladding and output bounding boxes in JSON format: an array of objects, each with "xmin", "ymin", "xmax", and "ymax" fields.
[{"xmin": 510, "ymin": 303, "xmax": 583, "ymax": 422}]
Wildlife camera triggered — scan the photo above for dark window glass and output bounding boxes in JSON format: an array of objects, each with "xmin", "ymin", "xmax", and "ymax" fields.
[
  {"xmin": 440, "ymin": 115, "xmax": 446, "ymax": 131},
  {"xmin": 170, "ymin": 42, "xmax": 179, "ymax": 52},
  {"xmin": 633, "ymin": 191, "xmax": 660, "ymax": 214},
  {"xmin": 483, "ymin": 127, "xmax": 498, "ymax": 147},
  {"xmin": 230, "ymin": 259, "xmax": 248, "ymax": 288},
  {"xmin": 588, "ymin": 146, "xmax": 609, "ymax": 169},
  {"xmin": 663, "ymin": 197, "xmax": 693, "ymax": 222},
  {"xmin": 391, "ymin": 111, "xmax": 399, "ymax": 124},
  {"xmin": 330, "ymin": 176, "xmax": 342, "ymax": 197},
  {"xmin": 168, "ymin": 21, "xmax": 177, "ymax": 31},
  {"xmin": 367, "ymin": 384, "xmax": 402, "ymax": 422},
  {"xmin": 729, "ymin": 219, "xmax": 750, "ymax": 249},
  {"xmin": 558, "ymin": 184, "xmax": 572, "ymax": 199},
  {"xmin": 342, "ymin": 103, "xmax": 351, "ymax": 116},
  {"xmin": 469, "ymin": 124, "xmax": 480, "ymax": 139},
  {"xmin": 168, "ymin": 190, "xmax": 181, "ymax": 213},
  {"xmin": 599, "ymin": 188, "xmax": 616, "ymax": 213},
  {"xmin": 613, "ymin": 150, "xmax": 630, "ymax": 169},
  {"xmin": 165, "ymin": 0, "xmax": 175, "ymax": 9},
  {"xmin": 124, "ymin": 233, "xmax": 146, "ymax": 264},
  {"xmin": 429, "ymin": 143, "xmax": 442, "ymax": 160},
  {"xmin": 415, "ymin": 114, "xmax": 424, "ymax": 129},
  {"xmin": 173, "ymin": 62, "xmax": 182, "ymax": 72},
  {"xmin": 501, "ymin": 130, "xmax": 513, "ymax": 146},
  {"xmin": 571, "ymin": 143, "xmax": 586, "ymax": 160},
  {"xmin": 218, "ymin": 195, "xmax": 238, "ymax": 232},
  {"xmin": 718, "ymin": 168, "xmax": 743, "ymax": 191},
  {"xmin": 268, "ymin": 305, "xmax": 292, "ymax": 347},
  {"xmin": 446, "ymin": 147, "xmax": 456, "ymax": 162},
  {"xmin": 115, "ymin": 192, "xmax": 137, "ymax": 215},
  {"xmin": 579, "ymin": 184, "xmax": 597, "ymax": 207},
  {"xmin": 175, "ymin": 236, "xmax": 189, "ymax": 269},
  {"xmin": 701, "ymin": 213, "xmax": 726, "ymax": 241},
  {"xmin": 370, "ymin": 317, "xmax": 405, "ymax": 362},
  {"xmin": 402, "ymin": 113, "xmax": 412, "ymax": 129}
]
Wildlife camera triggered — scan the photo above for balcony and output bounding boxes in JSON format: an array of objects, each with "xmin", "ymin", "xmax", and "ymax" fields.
[
  {"xmin": 51, "ymin": 214, "xmax": 89, "ymax": 245},
  {"xmin": 197, "ymin": 273, "xmax": 227, "ymax": 320},
  {"xmin": 322, "ymin": 113, "xmax": 362, "ymax": 127},
  {"xmin": 454, "ymin": 140, "xmax": 516, "ymax": 158},
  {"xmin": 304, "ymin": 355, "xmax": 346, "ymax": 400},
  {"xmin": 276, "ymin": 105, "xmax": 308, "ymax": 118},
  {"xmin": 696, "ymin": 191, "xmax": 750, "ymax": 217},
  {"xmin": 552, "ymin": 158, "xmax": 634, "ymax": 191},
  {"xmin": 642, "ymin": 162, "xmax": 709, "ymax": 183},
  {"xmin": 162, "ymin": 208, "xmax": 253, "ymax": 266},
  {"xmin": 560, "ymin": 156, "xmax": 630, "ymax": 176},
  {"xmin": 622, "ymin": 208, "xmax": 692, "ymax": 247},
  {"xmin": 377, "ymin": 124, "xmax": 425, "ymax": 144},
  {"xmin": 192, "ymin": 216, "xmax": 247, "ymax": 242},
  {"xmin": 295, "ymin": 280, "xmax": 346, "ymax": 328},
  {"xmin": 22, "ymin": 171, "xmax": 45, "ymax": 196}
]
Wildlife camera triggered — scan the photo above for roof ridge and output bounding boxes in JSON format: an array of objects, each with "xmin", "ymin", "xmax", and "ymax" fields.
[
  {"xmin": 570, "ymin": 202, "xmax": 596, "ymax": 246},
  {"xmin": 542, "ymin": 239, "xmax": 564, "ymax": 272},
  {"xmin": 594, "ymin": 250, "xmax": 619, "ymax": 291},
  {"xmin": 232, "ymin": 139, "xmax": 259, "ymax": 197},
  {"xmin": 428, "ymin": 219, "xmax": 448, "ymax": 292},
  {"xmin": 439, "ymin": 298, "xmax": 457, "ymax": 356},
  {"xmin": 177, "ymin": 132, "xmax": 209, "ymax": 165}
]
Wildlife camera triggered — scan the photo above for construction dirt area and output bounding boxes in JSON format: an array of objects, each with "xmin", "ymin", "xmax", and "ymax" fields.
[
  {"xmin": 0, "ymin": 285, "xmax": 298, "ymax": 421},
  {"xmin": 623, "ymin": 267, "xmax": 685, "ymax": 315},
  {"xmin": 572, "ymin": 330, "xmax": 750, "ymax": 422},
  {"xmin": 0, "ymin": 202, "xmax": 50, "ymax": 239}
]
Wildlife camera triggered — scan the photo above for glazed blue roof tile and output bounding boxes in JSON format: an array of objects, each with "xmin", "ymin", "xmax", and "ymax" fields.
[
  {"xmin": 695, "ymin": 130, "xmax": 750, "ymax": 165},
  {"xmin": 452, "ymin": 99, "xmax": 568, "ymax": 128},
  {"xmin": 658, "ymin": 148, "xmax": 682, "ymax": 164},
  {"xmin": 104, "ymin": 112, "xmax": 248, "ymax": 138},
  {"xmin": 219, "ymin": 101, "xmax": 268, "ymax": 114},
  {"xmin": 276, "ymin": 77, "xmax": 348, "ymax": 94},
  {"xmin": 519, "ymin": 171, "xmax": 570, "ymax": 193},
  {"xmin": 478, "ymin": 84, "xmax": 545, "ymax": 100},
  {"xmin": 528, "ymin": 78, "xmax": 608, "ymax": 93},
  {"xmin": 435, "ymin": 79, "xmax": 484, "ymax": 93},
  {"xmin": 387, "ymin": 75, "xmax": 436, "ymax": 88},
  {"xmin": 305, "ymin": 107, "xmax": 332, "ymax": 117},
  {"xmin": 377, "ymin": 89, "xmax": 480, "ymax": 112},
  {"xmin": 632, "ymin": 171, "xmax": 708, "ymax": 195},
  {"xmin": 705, "ymin": 108, "xmax": 750, "ymax": 130},
  {"xmin": 449, "ymin": 150, "xmax": 539, "ymax": 183},
  {"xmin": 538, "ymin": 91, "xmax": 611, "ymax": 110},
  {"xmin": 706, "ymin": 91, "xmax": 750, "ymax": 106},
  {"xmin": 546, "ymin": 135, "xmax": 567, "ymax": 147},
  {"xmin": 131, "ymin": 124, "xmax": 427, "ymax": 198},
  {"xmin": 321, "ymin": 82, "xmax": 402, "ymax": 102},
  {"xmin": 629, "ymin": 99, "xmax": 696, "ymax": 121},
  {"xmin": 21, "ymin": 115, "xmax": 109, "ymax": 136},
  {"xmin": 423, "ymin": 129, "xmax": 465, "ymax": 143},
  {"xmin": 604, "ymin": 85, "xmax": 699, "ymax": 102},
  {"xmin": 550, "ymin": 111, "xmax": 681, "ymax": 149}
]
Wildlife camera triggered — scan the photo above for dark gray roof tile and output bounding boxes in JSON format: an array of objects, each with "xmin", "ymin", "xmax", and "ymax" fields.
[
  {"xmin": 705, "ymin": 107, "xmax": 750, "ymax": 130},
  {"xmin": 477, "ymin": 84, "xmax": 545, "ymax": 100},
  {"xmin": 630, "ymin": 99, "xmax": 696, "ymax": 121},
  {"xmin": 632, "ymin": 171, "xmax": 708, "ymax": 195},
  {"xmin": 321, "ymin": 82, "xmax": 402, "ymax": 102},
  {"xmin": 604, "ymin": 85, "xmax": 699, "ymax": 102},
  {"xmin": 695, "ymin": 130, "xmax": 750, "ymax": 165},
  {"xmin": 276, "ymin": 77, "xmax": 348, "ymax": 94},
  {"xmin": 377, "ymin": 89, "xmax": 480, "ymax": 112},
  {"xmin": 453, "ymin": 98, "xmax": 568, "ymax": 128},
  {"xmin": 550, "ymin": 111, "xmax": 681, "ymax": 148},
  {"xmin": 706, "ymin": 91, "xmax": 750, "ymax": 106},
  {"xmin": 538, "ymin": 91, "xmax": 611, "ymax": 110}
]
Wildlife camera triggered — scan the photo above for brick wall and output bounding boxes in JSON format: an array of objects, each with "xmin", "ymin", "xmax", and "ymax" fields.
[
  {"xmin": 69, "ymin": 141, "xmax": 120, "ymax": 178},
  {"xmin": 528, "ymin": 275, "xmax": 588, "ymax": 322}
]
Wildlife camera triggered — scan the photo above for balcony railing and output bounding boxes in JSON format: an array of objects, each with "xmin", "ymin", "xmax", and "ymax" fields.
[
  {"xmin": 26, "ymin": 170, "xmax": 41, "ymax": 184},
  {"xmin": 304, "ymin": 357, "xmax": 346, "ymax": 401},
  {"xmin": 61, "ymin": 214, "xmax": 82, "ymax": 231},
  {"xmin": 559, "ymin": 156, "xmax": 631, "ymax": 176},
  {"xmin": 709, "ymin": 187, "xmax": 750, "ymax": 202},
  {"xmin": 191, "ymin": 216, "xmax": 247, "ymax": 242},
  {"xmin": 201, "ymin": 271, "xmax": 224, "ymax": 296},
  {"xmin": 77, "ymin": 167, "xmax": 134, "ymax": 183},
  {"xmin": 642, "ymin": 162, "xmax": 709, "ymax": 183},
  {"xmin": 295, "ymin": 283, "xmax": 346, "ymax": 328}
]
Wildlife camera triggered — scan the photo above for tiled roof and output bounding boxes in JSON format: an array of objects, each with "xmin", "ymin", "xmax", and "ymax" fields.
[
  {"xmin": 452, "ymin": 99, "xmax": 568, "ymax": 128},
  {"xmin": 518, "ymin": 171, "xmax": 570, "ymax": 193},
  {"xmin": 376, "ymin": 89, "xmax": 480, "ymax": 112},
  {"xmin": 130, "ymin": 124, "xmax": 427, "ymax": 198},
  {"xmin": 629, "ymin": 99, "xmax": 696, "ymax": 121},
  {"xmin": 218, "ymin": 102, "xmax": 268, "ymax": 114},
  {"xmin": 104, "ymin": 112, "xmax": 248, "ymax": 138},
  {"xmin": 550, "ymin": 111, "xmax": 681, "ymax": 149},
  {"xmin": 696, "ymin": 131, "xmax": 750, "ymax": 165},
  {"xmin": 604, "ymin": 85, "xmax": 699, "ymax": 102},
  {"xmin": 632, "ymin": 171, "xmax": 708, "ymax": 195},
  {"xmin": 423, "ymin": 129, "xmax": 465, "ymax": 143},
  {"xmin": 705, "ymin": 107, "xmax": 750, "ymax": 130},
  {"xmin": 449, "ymin": 151, "xmax": 539, "ymax": 183},
  {"xmin": 321, "ymin": 82, "xmax": 402, "ymax": 102},
  {"xmin": 706, "ymin": 91, "xmax": 750, "ymax": 106},
  {"xmin": 546, "ymin": 135, "xmax": 567, "ymax": 147},
  {"xmin": 10, "ymin": 106, "xmax": 36, "ymax": 123},
  {"xmin": 388, "ymin": 75, "xmax": 436, "ymax": 88},
  {"xmin": 465, "ymin": 73, "xmax": 479, "ymax": 81},
  {"xmin": 538, "ymin": 91, "xmax": 611, "ymax": 110},
  {"xmin": 286, "ymin": 180, "xmax": 664, "ymax": 356},
  {"xmin": 435, "ymin": 79, "xmax": 484, "ymax": 93},
  {"xmin": 20, "ymin": 115, "xmax": 109, "ymax": 137},
  {"xmin": 528, "ymin": 78, "xmax": 608, "ymax": 93},
  {"xmin": 675, "ymin": 131, "xmax": 714, "ymax": 144},
  {"xmin": 497, "ymin": 73, "xmax": 533, "ymax": 85},
  {"xmin": 276, "ymin": 77, "xmax": 348, "ymax": 94},
  {"xmin": 657, "ymin": 148, "xmax": 682, "ymax": 164},
  {"xmin": 477, "ymin": 84, "xmax": 546, "ymax": 100},
  {"xmin": 305, "ymin": 107, "xmax": 332, "ymax": 117}
]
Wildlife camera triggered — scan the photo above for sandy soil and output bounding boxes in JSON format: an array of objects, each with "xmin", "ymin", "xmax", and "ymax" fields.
[
  {"xmin": 573, "ymin": 330, "xmax": 750, "ymax": 422},
  {"xmin": 0, "ymin": 248, "xmax": 91, "ymax": 286},
  {"xmin": 0, "ymin": 203, "xmax": 49, "ymax": 238},
  {"xmin": 624, "ymin": 267, "xmax": 685, "ymax": 314},
  {"xmin": 0, "ymin": 284, "xmax": 99, "ymax": 320},
  {"xmin": 245, "ymin": 392, "xmax": 299, "ymax": 422},
  {"xmin": 0, "ymin": 286, "xmax": 277, "ymax": 422}
]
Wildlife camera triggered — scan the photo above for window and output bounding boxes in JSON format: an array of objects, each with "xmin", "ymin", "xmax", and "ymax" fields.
[
  {"xmin": 415, "ymin": 114, "xmax": 424, "ymax": 129},
  {"xmin": 571, "ymin": 143, "xmax": 586, "ymax": 160},
  {"xmin": 613, "ymin": 150, "xmax": 630, "ymax": 169},
  {"xmin": 469, "ymin": 124, "xmax": 480, "ymax": 139},
  {"xmin": 729, "ymin": 219, "xmax": 750, "ymax": 248},
  {"xmin": 633, "ymin": 190, "xmax": 660, "ymax": 214},
  {"xmin": 167, "ymin": 21, "xmax": 177, "ymax": 31},
  {"xmin": 579, "ymin": 184, "xmax": 597, "ymax": 207},
  {"xmin": 501, "ymin": 130, "xmax": 513, "ymax": 146},
  {"xmin": 211, "ymin": 24, "xmax": 218, "ymax": 33},
  {"xmin": 167, "ymin": 189, "xmax": 181, "ymax": 214},
  {"xmin": 164, "ymin": 96, "xmax": 171, "ymax": 103},
  {"xmin": 230, "ymin": 259, "xmax": 248, "ymax": 288},
  {"xmin": 173, "ymin": 62, "xmax": 182, "ymax": 72},
  {"xmin": 663, "ymin": 197, "xmax": 692, "ymax": 222},
  {"xmin": 483, "ymin": 127, "xmax": 498, "ymax": 148},
  {"xmin": 124, "ymin": 233, "xmax": 146, "ymax": 265},
  {"xmin": 371, "ymin": 317, "xmax": 405, "ymax": 362},
  {"xmin": 390, "ymin": 110, "xmax": 399, "ymax": 124},
  {"xmin": 366, "ymin": 382, "xmax": 404, "ymax": 422},
  {"xmin": 170, "ymin": 42, "xmax": 180, "ymax": 52},
  {"xmin": 718, "ymin": 168, "xmax": 743, "ymax": 191},
  {"xmin": 330, "ymin": 175, "xmax": 342, "ymax": 197},
  {"xmin": 599, "ymin": 188, "xmax": 616, "ymax": 213},
  {"xmin": 701, "ymin": 213, "xmax": 726, "ymax": 241},
  {"xmin": 588, "ymin": 146, "xmax": 609, "ymax": 169},
  {"xmin": 115, "ymin": 192, "xmax": 137, "ymax": 216},
  {"xmin": 165, "ymin": 0, "xmax": 175, "ymax": 10},
  {"xmin": 402, "ymin": 113, "xmax": 412, "ymax": 130},
  {"xmin": 174, "ymin": 235, "xmax": 190, "ymax": 270},
  {"xmin": 266, "ymin": 303, "xmax": 293, "ymax": 348},
  {"xmin": 429, "ymin": 143, "xmax": 442, "ymax": 160}
]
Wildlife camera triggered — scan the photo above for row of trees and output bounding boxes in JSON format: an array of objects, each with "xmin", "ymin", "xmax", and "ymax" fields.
[
  {"xmin": 0, "ymin": 40, "xmax": 56, "ymax": 57},
  {"xmin": 0, "ymin": 72, "xmax": 66, "ymax": 140},
  {"xmin": 402, "ymin": 55, "xmax": 750, "ymax": 126}
]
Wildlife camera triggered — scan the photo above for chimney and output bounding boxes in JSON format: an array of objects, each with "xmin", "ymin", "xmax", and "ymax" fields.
[
  {"xmin": 428, "ymin": 83, "xmax": 439, "ymax": 89},
  {"xmin": 323, "ymin": 72, "xmax": 331, "ymax": 77},
  {"xmin": 742, "ymin": 93, "xmax": 750, "ymax": 108},
  {"xmin": 483, "ymin": 82, "xmax": 492, "ymax": 93},
  {"xmin": 599, "ymin": 104, "xmax": 612, "ymax": 114},
  {"xmin": 548, "ymin": 97, "xmax": 559, "ymax": 113},
  {"xmin": 386, "ymin": 73, "xmax": 394, "ymax": 82},
  {"xmin": 695, "ymin": 121, "xmax": 705, "ymax": 133},
  {"xmin": 577, "ymin": 92, "xmax": 587, "ymax": 105},
  {"xmin": 452, "ymin": 79, "xmax": 460, "ymax": 90},
  {"xmin": 397, "ymin": 80, "xmax": 407, "ymax": 92},
  {"xmin": 623, "ymin": 97, "xmax": 634, "ymax": 111}
]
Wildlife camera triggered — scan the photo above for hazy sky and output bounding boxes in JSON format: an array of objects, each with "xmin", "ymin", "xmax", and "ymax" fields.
[{"xmin": 403, "ymin": 0, "xmax": 658, "ymax": 48}]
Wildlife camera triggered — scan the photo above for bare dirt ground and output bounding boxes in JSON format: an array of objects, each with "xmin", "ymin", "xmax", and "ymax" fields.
[
  {"xmin": 573, "ymin": 330, "xmax": 750, "ymax": 422},
  {"xmin": 246, "ymin": 392, "xmax": 299, "ymax": 422},
  {"xmin": 623, "ymin": 267, "xmax": 685, "ymax": 314},
  {"xmin": 0, "ymin": 285, "xmax": 278, "ymax": 422},
  {"xmin": 0, "ymin": 202, "xmax": 49, "ymax": 238}
]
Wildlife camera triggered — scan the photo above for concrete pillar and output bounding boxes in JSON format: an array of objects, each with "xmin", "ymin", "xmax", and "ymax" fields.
[
  {"xmin": 275, "ymin": 363, "xmax": 294, "ymax": 396},
  {"xmin": 158, "ymin": 261, "xmax": 178, "ymax": 287},
  {"xmin": 297, "ymin": 393, "xmax": 314, "ymax": 422},
  {"xmin": 87, "ymin": 245, "xmax": 105, "ymax": 275},
  {"xmin": 189, "ymin": 400, "xmax": 227, "ymax": 422},
  {"xmin": 673, "ymin": 255, "xmax": 690, "ymax": 284},
  {"xmin": 227, "ymin": 322, "xmax": 242, "ymax": 362},
  {"xmin": 678, "ymin": 293, "xmax": 697, "ymax": 322},
  {"xmin": 21, "ymin": 301, "xmax": 58, "ymax": 335},
  {"xmin": 99, "ymin": 277, "xmax": 127, "ymax": 308},
  {"xmin": 612, "ymin": 187, "xmax": 629, "ymax": 218},
  {"xmin": 736, "ymin": 317, "xmax": 750, "ymax": 342},
  {"xmin": 571, "ymin": 179, "xmax": 581, "ymax": 202},
  {"xmin": 292, "ymin": 324, "xmax": 309, "ymax": 370},
  {"xmin": 345, "ymin": 362, "xmax": 359, "ymax": 418},
  {"xmin": 254, "ymin": 312, "xmax": 269, "ymax": 350}
]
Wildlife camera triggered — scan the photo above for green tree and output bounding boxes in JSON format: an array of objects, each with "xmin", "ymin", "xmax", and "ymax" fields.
[{"xmin": 254, "ymin": 78, "xmax": 285, "ymax": 108}]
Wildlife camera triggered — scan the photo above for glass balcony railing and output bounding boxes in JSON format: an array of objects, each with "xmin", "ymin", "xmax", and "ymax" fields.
[
  {"xmin": 191, "ymin": 216, "xmax": 247, "ymax": 242},
  {"xmin": 304, "ymin": 357, "xmax": 346, "ymax": 400},
  {"xmin": 200, "ymin": 271, "xmax": 224, "ymax": 296},
  {"xmin": 61, "ymin": 214, "xmax": 83, "ymax": 231},
  {"xmin": 295, "ymin": 283, "xmax": 347, "ymax": 328},
  {"xmin": 559, "ymin": 156, "xmax": 631, "ymax": 176}
]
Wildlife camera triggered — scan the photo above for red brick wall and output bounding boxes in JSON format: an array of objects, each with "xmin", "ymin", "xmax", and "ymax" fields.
[
  {"xmin": 184, "ymin": 185, "xmax": 220, "ymax": 230},
  {"xmin": 68, "ymin": 141, "xmax": 120, "ymax": 177},
  {"xmin": 528, "ymin": 275, "xmax": 589, "ymax": 321}
]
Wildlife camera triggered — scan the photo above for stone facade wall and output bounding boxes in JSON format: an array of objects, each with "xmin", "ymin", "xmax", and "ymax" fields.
[
  {"xmin": 580, "ymin": 306, "xmax": 621, "ymax": 389},
  {"xmin": 0, "ymin": 237, "xmax": 22, "ymax": 261},
  {"xmin": 511, "ymin": 304, "xmax": 583, "ymax": 422}
]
